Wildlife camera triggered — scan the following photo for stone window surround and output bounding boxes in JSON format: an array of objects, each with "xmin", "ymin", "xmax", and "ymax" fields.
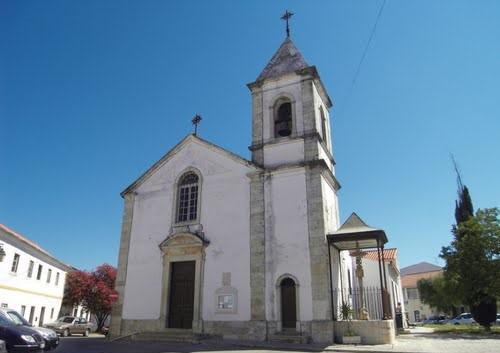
[
  {"xmin": 275, "ymin": 273, "xmax": 301, "ymax": 332},
  {"xmin": 171, "ymin": 167, "xmax": 203, "ymax": 227}
]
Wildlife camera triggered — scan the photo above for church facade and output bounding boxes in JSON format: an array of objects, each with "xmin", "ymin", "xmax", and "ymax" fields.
[{"xmin": 109, "ymin": 34, "xmax": 353, "ymax": 344}]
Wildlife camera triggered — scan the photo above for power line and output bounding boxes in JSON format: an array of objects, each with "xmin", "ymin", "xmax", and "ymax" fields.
[{"xmin": 336, "ymin": 0, "xmax": 387, "ymax": 118}]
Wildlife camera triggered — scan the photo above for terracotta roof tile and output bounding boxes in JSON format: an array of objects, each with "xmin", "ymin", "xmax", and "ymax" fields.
[{"xmin": 351, "ymin": 248, "xmax": 397, "ymax": 261}]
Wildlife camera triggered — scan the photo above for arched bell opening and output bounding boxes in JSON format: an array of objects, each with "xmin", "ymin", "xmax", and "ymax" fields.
[{"xmin": 273, "ymin": 99, "xmax": 293, "ymax": 138}]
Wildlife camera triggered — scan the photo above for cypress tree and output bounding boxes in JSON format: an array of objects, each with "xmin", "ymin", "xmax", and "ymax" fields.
[{"xmin": 455, "ymin": 185, "xmax": 474, "ymax": 225}]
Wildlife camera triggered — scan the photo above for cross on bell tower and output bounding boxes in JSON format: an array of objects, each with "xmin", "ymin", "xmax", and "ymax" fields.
[{"xmin": 281, "ymin": 10, "xmax": 294, "ymax": 38}]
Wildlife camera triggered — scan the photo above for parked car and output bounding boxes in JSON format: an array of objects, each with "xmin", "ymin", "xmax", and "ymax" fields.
[
  {"xmin": 0, "ymin": 314, "xmax": 45, "ymax": 352},
  {"xmin": 496, "ymin": 313, "xmax": 500, "ymax": 325},
  {"xmin": 422, "ymin": 315, "xmax": 448, "ymax": 324},
  {"xmin": 447, "ymin": 313, "xmax": 476, "ymax": 325},
  {"xmin": 43, "ymin": 317, "xmax": 92, "ymax": 337},
  {"xmin": 0, "ymin": 309, "xmax": 58, "ymax": 351}
]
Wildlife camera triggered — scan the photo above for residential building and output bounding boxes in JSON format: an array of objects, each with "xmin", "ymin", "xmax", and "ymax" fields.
[
  {"xmin": 400, "ymin": 262, "xmax": 443, "ymax": 323},
  {"xmin": 0, "ymin": 224, "xmax": 71, "ymax": 326}
]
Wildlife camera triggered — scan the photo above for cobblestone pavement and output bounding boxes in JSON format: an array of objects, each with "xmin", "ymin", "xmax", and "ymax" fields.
[
  {"xmin": 56, "ymin": 332, "xmax": 500, "ymax": 353},
  {"xmin": 326, "ymin": 328, "xmax": 500, "ymax": 353}
]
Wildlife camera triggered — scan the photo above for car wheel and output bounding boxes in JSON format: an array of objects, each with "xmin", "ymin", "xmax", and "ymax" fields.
[
  {"xmin": 63, "ymin": 328, "xmax": 70, "ymax": 337},
  {"xmin": 84, "ymin": 329, "xmax": 90, "ymax": 337}
]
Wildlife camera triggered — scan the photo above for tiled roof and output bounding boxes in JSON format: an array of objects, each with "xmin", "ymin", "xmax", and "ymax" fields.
[
  {"xmin": 0, "ymin": 223, "xmax": 72, "ymax": 271},
  {"xmin": 351, "ymin": 248, "xmax": 397, "ymax": 262},
  {"xmin": 400, "ymin": 262, "xmax": 442, "ymax": 276},
  {"xmin": 0, "ymin": 224, "xmax": 52, "ymax": 257},
  {"xmin": 256, "ymin": 38, "xmax": 309, "ymax": 81},
  {"xmin": 335, "ymin": 213, "xmax": 379, "ymax": 235}
]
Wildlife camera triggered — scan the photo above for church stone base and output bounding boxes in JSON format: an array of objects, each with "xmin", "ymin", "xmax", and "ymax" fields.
[
  {"xmin": 310, "ymin": 320, "xmax": 335, "ymax": 343},
  {"xmin": 114, "ymin": 319, "xmax": 336, "ymax": 344},
  {"xmin": 203, "ymin": 320, "xmax": 267, "ymax": 341}
]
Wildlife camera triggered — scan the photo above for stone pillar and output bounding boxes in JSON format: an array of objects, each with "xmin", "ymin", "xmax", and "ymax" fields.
[
  {"xmin": 249, "ymin": 173, "xmax": 266, "ymax": 321},
  {"xmin": 305, "ymin": 165, "xmax": 334, "ymax": 343},
  {"xmin": 251, "ymin": 90, "xmax": 264, "ymax": 166},
  {"xmin": 109, "ymin": 193, "xmax": 135, "ymax": 338}
]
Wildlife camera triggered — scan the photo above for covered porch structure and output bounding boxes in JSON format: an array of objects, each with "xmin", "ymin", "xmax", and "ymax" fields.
[{"xmin": 327, "ymin": 213, "xmax": 395, "ymax": 344}]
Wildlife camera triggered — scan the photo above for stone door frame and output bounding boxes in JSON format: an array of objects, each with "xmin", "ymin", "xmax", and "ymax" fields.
[
  {"xmin": 159, "ymin": 233, "xmax": 206, "ymax": 332},
  {"xmin": 275, "ymin": 273, "xmax": 301, "ymax": 332}
]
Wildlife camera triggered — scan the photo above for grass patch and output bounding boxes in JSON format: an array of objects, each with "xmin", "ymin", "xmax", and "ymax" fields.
[{"xmin": 423, "ymin": 324, "xmax": 500, "ymax": 335}]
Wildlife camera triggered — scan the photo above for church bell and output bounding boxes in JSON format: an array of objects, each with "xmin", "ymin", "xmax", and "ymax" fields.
[{"xmin": 275, "ymin": 119, "xmax": 292, "ymax": 137}]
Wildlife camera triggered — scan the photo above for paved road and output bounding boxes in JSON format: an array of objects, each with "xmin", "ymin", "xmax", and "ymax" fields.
[
  {"xmin": 56, "ymin": 332, "xmax": 500, "ymax": 353},
  {"xmin": 56, "ymin": 336, "xmax": 316, "ymax": 353}
]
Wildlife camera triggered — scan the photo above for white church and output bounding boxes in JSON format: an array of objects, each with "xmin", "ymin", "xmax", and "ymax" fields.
[{"xmin": 110, "ymin": 22, "xmax": 395, "ymax": 345}]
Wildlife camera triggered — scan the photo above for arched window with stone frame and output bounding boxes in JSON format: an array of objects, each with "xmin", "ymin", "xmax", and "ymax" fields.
[
  {"xmin": 176, "ymin": 171, "xmax": 200, "ymax": 223},
  {"xmin": 273, "ymin": 97, "xmax": 293, "ymax": 138}
]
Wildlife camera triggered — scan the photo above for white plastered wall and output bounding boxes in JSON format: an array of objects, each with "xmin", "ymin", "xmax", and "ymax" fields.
[
  {"xmin": 0, "ymin": 240, "xmax": 67, "ymax": 326},
  {"xmin": 263, "ymin": 168, "xmax": 313, "ymax": 322},
  {"xmin": 121, "ymin": 140, "xmax": 252, "ymax": 322}
]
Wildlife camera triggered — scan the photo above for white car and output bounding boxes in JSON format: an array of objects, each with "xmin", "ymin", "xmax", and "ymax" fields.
[{"xmin": 447, "ymin": 313, "xmax": 476, "ymax": 325}]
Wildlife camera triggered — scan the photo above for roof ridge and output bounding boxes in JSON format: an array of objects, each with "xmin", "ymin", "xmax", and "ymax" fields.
[
  {"xmin": 121, "ymin": 134, "xmax": 261, "ymax": 196},
  {"xmin": 0, "ymin": 224, "xmax": 72, "ymax": 271}
]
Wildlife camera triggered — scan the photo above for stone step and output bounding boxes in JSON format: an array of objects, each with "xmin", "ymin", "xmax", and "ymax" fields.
[
  {"xmin": 269, "ymin": 332, "xmax": 310, "ymax": 344},
  {"xmin": 132, "ymin": 330, "xmax": 198, "ymax": 343}
]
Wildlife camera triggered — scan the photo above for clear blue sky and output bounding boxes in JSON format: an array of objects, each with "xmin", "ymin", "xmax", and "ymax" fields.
[{"xmin": 1, "ymin": 1, "xmax": 499, "ymax": 271}]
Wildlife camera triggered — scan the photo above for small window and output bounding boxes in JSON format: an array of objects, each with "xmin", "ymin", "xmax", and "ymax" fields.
[
  {"xmin": 1, "ymin": 303, "xmax": 7, "ymax": 308},
  {"xmin": 36, "ymin": 265, "xmax": 43, "ymax": 280},
  {"xmin": 47, "ymin": 269, "xmax": 52, "ymax": 283},
  {"xmin": 407, "ymin": 288, "xmax": 419, "ymax": 300},
  {"xmin": 347, "ymin": 269, "xmax": 352, "ymax": 295},
  {"xmin": 274, "ymin": 101, "xmax": 292, "ymax": 137},
  {"xmin": 27, "ymin": 261, "xmax": 34, "ymax": 278},
  {"xmin": 176, "ymin": 172, "xmax": 200, "ymax": 223},
  {"xmin": 11, "ymin": 253, "xmax": 20, "ymax": 273},
  {"xmin": 319, "ymin": 106, "xmax": 328, "ymax": 146},
  {"xmin": 217, "ymin": 295, "xmax": 234, "ymax": 310},
  {"xmin": 55, "ymin": 272, "xmax": 60, "ymax": 286},
  {"xmin": 50, "ymin": 308, "xmax": 54, "ymax": 319},
  {"xmin": 28, "ymin": 306, "xmax": 35, "ymax": 324},
  {"xmin": 21, "ymin": 305, "xmax": 26, "ymax": 317}
]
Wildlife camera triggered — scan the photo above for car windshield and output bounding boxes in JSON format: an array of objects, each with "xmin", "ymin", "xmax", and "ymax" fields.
[
  {"xmin": 57, "ymin": 316, "xmax": 75, "ymax": 323},
  {"xmin": 0, "ymin": 315, "xmax": 13, "ymax": 326},
  {"xmin": 6, "ymin": 311, "xmax": 30, "ymax": 326}
]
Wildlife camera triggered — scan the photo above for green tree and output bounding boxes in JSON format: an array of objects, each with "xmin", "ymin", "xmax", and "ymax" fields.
[
  {"xmin": 452, "ymin": 156, "xmax": 474, "ymax": 233},
  {"xmin": 455, "ymin": 185, "xmax": 474, "ymax": 226},
  {"xmin": 441, "ymin": 208, "xmax": 500, "ymax": 331},
  {"xmin": 417, "ymin": 276, "xmax": 461, "ymax": 315}
]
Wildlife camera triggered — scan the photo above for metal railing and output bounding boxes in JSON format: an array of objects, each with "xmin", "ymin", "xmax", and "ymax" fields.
[{"xmin": 333, "ymin": 286, "xmax": 385, "ymax": 320}]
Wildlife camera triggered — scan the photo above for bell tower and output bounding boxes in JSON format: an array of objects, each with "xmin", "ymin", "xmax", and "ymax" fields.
[
  {"xmin": 247, "ymin": 16, "xmax": 341, "ymax": 343},
  {"xmin": 247, "ymin": 37, "xmax": 335, "ymax": 171}
]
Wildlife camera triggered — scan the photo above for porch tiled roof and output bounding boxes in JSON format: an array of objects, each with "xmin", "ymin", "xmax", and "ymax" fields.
[{"xmin": 351, "ymin": 248, "xmax": 398, "ymax": 262}]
